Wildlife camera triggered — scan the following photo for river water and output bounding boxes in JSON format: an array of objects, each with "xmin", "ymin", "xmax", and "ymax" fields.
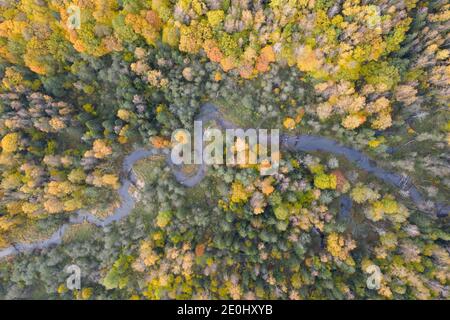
[{"xmin": 0, "ymin": 103, "xmax": 447, "ymax": 259}]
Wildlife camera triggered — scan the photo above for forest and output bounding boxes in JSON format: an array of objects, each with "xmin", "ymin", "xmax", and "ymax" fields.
[{"xmin": 0, "ymin": 0, "xmax": 448, "ymax": 300}]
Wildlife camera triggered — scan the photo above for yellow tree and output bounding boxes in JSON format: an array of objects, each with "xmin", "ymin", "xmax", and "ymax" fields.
[{"xmin": 1, "ymin": 132, "xmax": 20, "ymax": 153}]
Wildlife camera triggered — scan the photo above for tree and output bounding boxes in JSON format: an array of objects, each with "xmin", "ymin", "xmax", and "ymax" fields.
[{"xmin": 1, "ymin": 133, "xmax": 19, "ymax": 153}]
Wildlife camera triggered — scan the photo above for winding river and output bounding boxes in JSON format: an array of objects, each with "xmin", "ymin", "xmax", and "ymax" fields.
[{"xmin": 0, "ymin": 103, "xmax": 447, "ymax": 259}]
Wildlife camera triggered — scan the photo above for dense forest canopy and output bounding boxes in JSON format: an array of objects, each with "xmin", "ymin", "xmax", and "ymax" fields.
[{"xmin": 0, "ymin": 0, "xmax": 449, "ymax": 300}]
